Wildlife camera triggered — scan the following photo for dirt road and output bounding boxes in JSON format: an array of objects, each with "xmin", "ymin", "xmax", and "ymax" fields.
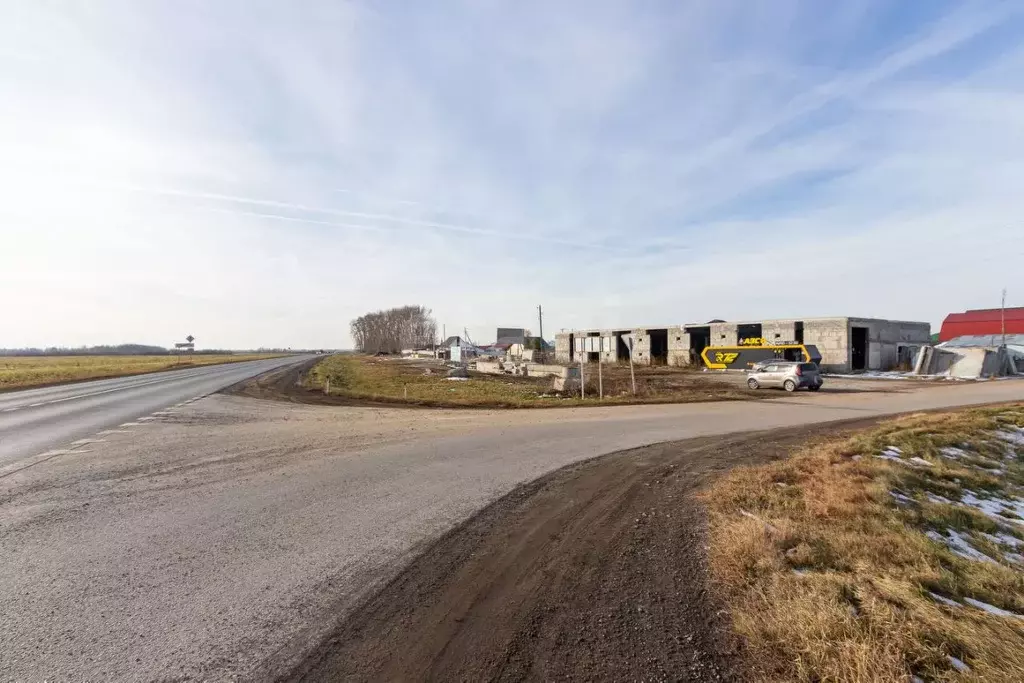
[{"xmin": 1, "ymin": 377, "xmax": 1022, "ymax": 680}]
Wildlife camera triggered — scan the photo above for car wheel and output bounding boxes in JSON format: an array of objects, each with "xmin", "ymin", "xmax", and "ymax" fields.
[
  {"xmin": 809, "ymin": 384, "xmax": 821, "ymax": 392},
  {"xmin": 783, "ymin": 379, "xmax": 797, "ymax": 392},
  {"xmin": 747, "ymin": 378, "xmax": 760, "ymax": 390}
]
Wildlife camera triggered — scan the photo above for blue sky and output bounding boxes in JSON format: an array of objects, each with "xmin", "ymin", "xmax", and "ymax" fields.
[{"xmin": 2, "ymin": 1, "xmax": 1022, "ymax": 348}]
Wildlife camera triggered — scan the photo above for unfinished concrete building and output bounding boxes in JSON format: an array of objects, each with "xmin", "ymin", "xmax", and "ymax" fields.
[{"xmin": 555, "ymin": 317, "xmax": 931, "ymax": 373}]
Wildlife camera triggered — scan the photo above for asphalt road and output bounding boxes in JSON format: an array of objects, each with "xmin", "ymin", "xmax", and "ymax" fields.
[
  {"xmin": 0, "ymin": 355, "xmax": 312, "ymax": 474},
  {"xmin": 1, "ymin": 377, "xmax": 1022, "ymax": 680}
]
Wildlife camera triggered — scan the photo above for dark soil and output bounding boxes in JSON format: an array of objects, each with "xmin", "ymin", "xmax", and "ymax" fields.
[
  {"xmin": 221, "ymin": 356, "xmax": 422, "ymax": 409},
  {"xmin": 281, "ymin": 419, "xmax": 887, "ymax": 683}
]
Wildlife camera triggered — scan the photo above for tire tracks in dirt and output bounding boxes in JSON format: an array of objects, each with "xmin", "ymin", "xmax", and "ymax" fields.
[{"xmin": 282, "ymin": 419, "xmax": 888, "ymax": 682}]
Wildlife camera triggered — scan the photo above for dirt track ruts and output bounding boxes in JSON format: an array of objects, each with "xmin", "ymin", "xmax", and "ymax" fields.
[{"xmin": 283, "ymin": 419, "xmax": 887, "ymax": 682}]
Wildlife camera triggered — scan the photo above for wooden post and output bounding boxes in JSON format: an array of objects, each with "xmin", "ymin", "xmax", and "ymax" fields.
[
  {"xmin": 324, "ymin": 377, "xmax": 331, "ymax": 395},
  {"xmin": 580, "ymin": 353, "xmax": 585, "ymax": 400},
  {"xmin": 404, "ymin": 384, "xmax": 408, "ymax": 400},
  {"xmin": 629, "ymin": 344, "xmax": 637, "ymax": 396}
]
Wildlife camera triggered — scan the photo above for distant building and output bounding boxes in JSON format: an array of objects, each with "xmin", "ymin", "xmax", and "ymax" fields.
[
  {"xmin": 555, "ymin": 316, "xmax": 930, "ymax": 374},
  {"xmin": 939, "ymin": 307, "xmax": 1024, "ymax": 342},
  {"xmin": 495, "ymin": 328, "xmax": 526, "ymax": 345}
]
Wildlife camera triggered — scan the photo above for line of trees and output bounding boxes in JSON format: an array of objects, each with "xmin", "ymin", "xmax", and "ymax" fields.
[
  {"xmin": 351, "ymin": 305, "xmax": 437, "ymax": 354},
  {"xmin": 0, "ymin": 344, "xmax": 170, "ymax": 356}
]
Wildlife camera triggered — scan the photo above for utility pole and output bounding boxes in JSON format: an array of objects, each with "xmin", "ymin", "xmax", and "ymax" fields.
[
  {"xmin": 1002, "ymin": 288, "xmax": 1007, "ymax": 347},
  {"xmin": 537, "ymin": 305, "xmax": 544, "ymax": 347}
]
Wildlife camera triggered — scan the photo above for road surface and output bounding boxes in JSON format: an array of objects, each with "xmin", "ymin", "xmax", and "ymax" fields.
[
  {"xmin": 0, "ymin": 355, "xmax": 311, "ymax": 474},
  {"xmin": 1, "ymin": 376, "xmax": 1022, "ymax": 680}
]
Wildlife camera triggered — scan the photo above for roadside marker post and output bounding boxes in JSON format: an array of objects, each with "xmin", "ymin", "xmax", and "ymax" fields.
[
  {"xmin": 621, "ymin": 334, "xmax": 637, "ymax": 396},
  {"xmin": 175, "ymin": 337, "xmax": 196, "ymax": 365}
]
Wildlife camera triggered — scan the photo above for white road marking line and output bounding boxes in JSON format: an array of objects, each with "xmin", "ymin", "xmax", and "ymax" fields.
[
  {"xmin": 97, "ymin": 429, "xmax": 132, "ymax": 435},
  {"xmin": 6, "ymin": 372, "xmax": 200, "ymax": 411},
  {"xmin": 1, "ymin": 407, "xmax": 18, "ymax": 412},
  {"xmin": 120, "ymin": 422, "xmax": 144, "ymax": 427},
  {"xmin": 137, "ymin": 416, "xmax": 156, "ymax": 422}
]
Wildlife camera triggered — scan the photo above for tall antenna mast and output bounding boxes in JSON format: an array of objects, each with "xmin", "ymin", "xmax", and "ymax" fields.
[
  {"xmin": 1002, "ymin": 288, "xmax": 1007, "ymax": 347},
  {"xmin": 538, "ymin": 305, "xmax": 544, "ymax": 346}
]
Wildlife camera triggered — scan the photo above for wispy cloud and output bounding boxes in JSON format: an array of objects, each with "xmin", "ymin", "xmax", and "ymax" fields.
[{"xmin": 1, "ymin": 1, "xmax": 1023, "ymax": 347}]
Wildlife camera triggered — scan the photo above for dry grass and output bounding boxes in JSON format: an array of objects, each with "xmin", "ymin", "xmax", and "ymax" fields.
[
  {"xmin": 0, "ymin": 354, "xmax": 287, "ymax": 391},
  {"xmin": 705, "ymin": 404, "xmax": 1024, "ymax": 682},
  {"xmin": 305, "ymin": 355, "xmax": 763, "ymax": 408}
]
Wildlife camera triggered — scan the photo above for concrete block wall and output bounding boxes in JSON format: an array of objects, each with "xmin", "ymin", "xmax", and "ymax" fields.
[
  {"xmin": 630, "ymin": 330, "xmax": 652, "ymax": 365},
  {"xmin": 762, "ymin": 320, "xmax": 797, "ymax": 343},
  {"xmin": 803, "ymin": 318, "xmax": 850, "ymax": 372},
  {"xmin": 556, "ymin": 318, "xmax": 930, "ymax": 372},
  {"xmin": 554, "ymin": 330, "xmax": 646, "ymax": 365},
  {"xmin": 667, "ymin": 326, "xmax": 689, "ymax": 366},
  {"xmin": 850, "ymin": 319, "xmax": 931, "ymax": 372},
  {"xmin": 554, "ymin": 333, "xmax": 572, "ymax": 364},
  {"xmin": 710, "ymin": 322, "xmax": 738, "ymax": 347}
]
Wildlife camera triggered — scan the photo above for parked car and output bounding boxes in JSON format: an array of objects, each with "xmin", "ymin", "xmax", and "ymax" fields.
[{"xmin": 747, "ymin": 361, "xmax": 822, "ymax": 392}]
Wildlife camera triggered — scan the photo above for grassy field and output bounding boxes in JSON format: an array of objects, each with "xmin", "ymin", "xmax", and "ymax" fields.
[
  {"xmin": 705, "ymin": 404, "xmax": 1024, "ymax": 682},
  {"xmin": 305, "ymin": 354, "xmax": 762, "ymax": 408},
  {"xmin": 0, "ymin": 354, "xmax": 288, "ymax": 391}
]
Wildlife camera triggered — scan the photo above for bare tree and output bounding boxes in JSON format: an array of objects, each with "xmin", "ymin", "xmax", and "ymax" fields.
[{"xmin": 351, "ymin": 305, "xmax": 437, "ymax": 354}]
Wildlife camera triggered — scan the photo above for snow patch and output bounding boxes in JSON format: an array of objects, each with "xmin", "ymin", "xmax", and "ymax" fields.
[
  {"xmin": 995, "ymin": 427, "xmax": 1024, "ymax": 447},
  {"xmin": 926, "ymin": 492, "xmax": 953, "ymax": 505},
  {"xmin": 928, "ymin": 591, "xmax": 962, "ymax": 608},
  {"xmin": 875, "ymin": 447, "xmax": 932, "ymax": 468},
  {"xmin": 980, "ymin": 531, "xmax": 1022, "ymax": 548},
  {"xmin": 948, "ymin": 656, "xmax": 970, "ymax": 673},
  {"xmin": 963, "ymin": 597, "xmax": 1024, "ymax": 619},
  {"xmin": 927, "ymin": 529, "xmax": 996, "ymax": 564},
  {"xmin": 940, "ymin": 446, "xmax": 966, "ymax": 459},
  {"xmin": 890, "ymin": 490, "xmax": 914, "ymax": 505},
  {"xmin": 961, "ymin": 490, "xmax": 1024, "ymax": 524}
]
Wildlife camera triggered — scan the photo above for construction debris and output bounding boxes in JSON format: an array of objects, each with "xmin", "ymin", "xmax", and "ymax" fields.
[{"xmin": 913, "ymin": 338, "xmax": 1020, "ymax": 379}]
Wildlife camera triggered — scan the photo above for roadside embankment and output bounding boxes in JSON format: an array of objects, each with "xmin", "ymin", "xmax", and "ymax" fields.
[{"xmin": 707, "ymin": 404, "xmax": 1024, "ymax": 681}]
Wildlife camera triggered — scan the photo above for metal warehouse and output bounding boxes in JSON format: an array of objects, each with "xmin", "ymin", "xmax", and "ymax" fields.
[
  {"xmin": 554, "ymin": 317, "xmax": 931, "ymax": 374},
  {"xmin": 939, "ymin": 307, "xmax": 1024, "ymax": 342}
]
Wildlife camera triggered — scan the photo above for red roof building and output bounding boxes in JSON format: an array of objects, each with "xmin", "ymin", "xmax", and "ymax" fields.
[{"xmin": 939, "ymin": 307, "xmax": 1024, "ymax": 342}]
